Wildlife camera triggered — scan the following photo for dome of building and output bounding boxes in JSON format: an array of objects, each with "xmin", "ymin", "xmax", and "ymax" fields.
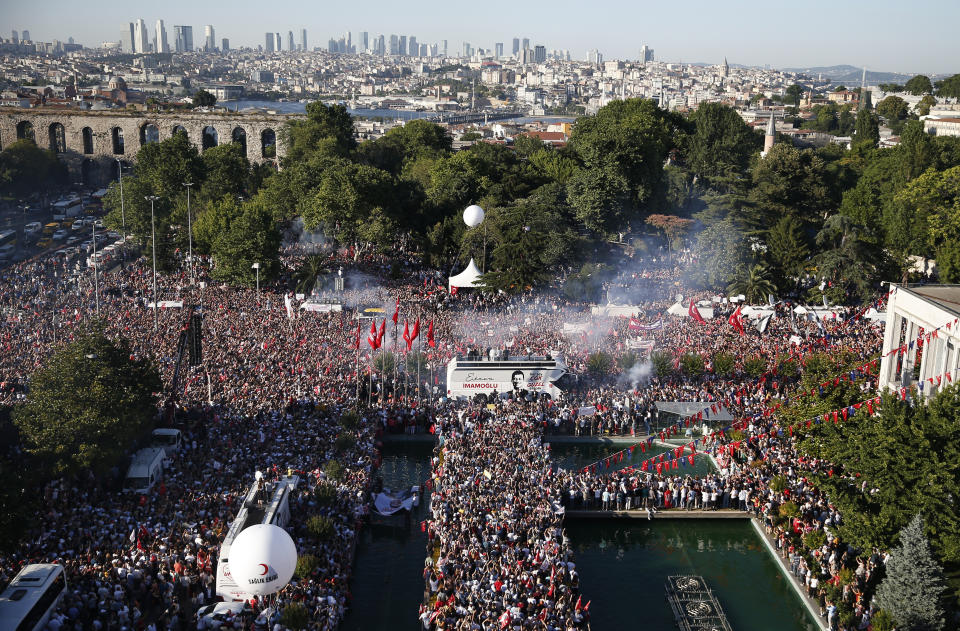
[{"xmin": 107, "ymin": 76, "xmax": 127, "ymax": 91}]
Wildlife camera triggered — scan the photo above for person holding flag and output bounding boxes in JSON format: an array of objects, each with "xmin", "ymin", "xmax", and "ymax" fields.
[
  {"xmin": 689, "ymin": 299, "xmax": 706, "ymax": 325},
  {"xmin": 729, "ymin": 304, "xmax": 745, "ymax": 335}
]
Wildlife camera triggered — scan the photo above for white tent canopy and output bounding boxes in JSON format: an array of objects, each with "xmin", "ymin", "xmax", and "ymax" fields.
[{"xmin": 448, "ymin": 258, "xmax": 483, "ymax": 292}]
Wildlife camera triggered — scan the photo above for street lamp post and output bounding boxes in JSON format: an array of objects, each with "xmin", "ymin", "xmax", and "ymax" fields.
[
  {"xmin": 145, "ymin": 195, "xmax": 159, "ymax": 333},
  {"xmin": 252, "ymin": 262, "xmax": 260, "ymax": 297},
  {"xmin": 116, "ymin": 159, "xmax": 126, "ymax": 240},
  {"xmin": 183, "ymin": 182, "xmax": 194, "ymax": 281},
  {"xmin": 92, "ymin": 217, "xmax": 100, "ymax": 317}
]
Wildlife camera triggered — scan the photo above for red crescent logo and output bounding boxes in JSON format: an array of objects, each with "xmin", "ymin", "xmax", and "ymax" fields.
[{"xmin": 258, "ymin": 563, "xmax": 269, "ymax": 575}]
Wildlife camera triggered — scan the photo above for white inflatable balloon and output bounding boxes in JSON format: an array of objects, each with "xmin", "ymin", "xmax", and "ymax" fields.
[
  {"xmin": 227, "ymin": 524, "xmax": 298, "ymax": 596},
  {"xmin": 463, "ymin": 204, "xmax": 485, "ymax": 227}
]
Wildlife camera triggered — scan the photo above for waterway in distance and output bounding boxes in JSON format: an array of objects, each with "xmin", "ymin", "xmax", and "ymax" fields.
[
  {"xmin": 222, "ymin": 100, "xmax": 575, "ymax": 126},
  {"xmin": 342, "ymin": 440, "xmax": 817, "ymax": 631}
]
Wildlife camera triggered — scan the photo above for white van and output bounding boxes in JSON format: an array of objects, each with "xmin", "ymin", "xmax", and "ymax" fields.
[
  {"xmin": 151, "ymin": 428, "xmax": 182, "ymax": 457},
  {"xmin": 124, "ymin": 447, "xmax": 166, "ymax": 493},
  {"xmin": 24, "ymin": 222, "xmax": 42, "ymax": 236}
]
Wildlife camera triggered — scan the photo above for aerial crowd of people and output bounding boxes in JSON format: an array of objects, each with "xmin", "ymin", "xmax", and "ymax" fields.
[{"xmin": 0, "ymin": 238, "xmax": 895, "ymax": 631}]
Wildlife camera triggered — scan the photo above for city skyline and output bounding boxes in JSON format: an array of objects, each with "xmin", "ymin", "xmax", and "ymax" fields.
[{"xmin": 3, "ymin": 0, "xmax": 959, "ymax": 74}]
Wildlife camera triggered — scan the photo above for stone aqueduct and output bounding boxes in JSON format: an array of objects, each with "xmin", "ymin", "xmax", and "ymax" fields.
[{"xmin": 0, "ymin": 107, "xmax": 303, "ymax": 185}]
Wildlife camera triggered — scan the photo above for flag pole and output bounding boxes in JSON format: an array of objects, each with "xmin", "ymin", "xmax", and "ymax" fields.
[
  {"xmin": 355, "ymin": 319, "xmax": 360, "ymax": 406},
  {"xmin": 417, "ymin": 310, "xmax": 422, "ymax": 405}
]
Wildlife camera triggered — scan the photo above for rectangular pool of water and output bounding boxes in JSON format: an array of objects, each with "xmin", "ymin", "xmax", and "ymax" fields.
[{"xmin": 566, "ymin": 520, "xmax": 821, "ymax": 631}]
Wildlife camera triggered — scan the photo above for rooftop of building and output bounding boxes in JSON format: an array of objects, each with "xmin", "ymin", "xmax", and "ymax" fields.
[{"xmin": 899, "ymin": 284, "xmax": 960, "ymax": 318}]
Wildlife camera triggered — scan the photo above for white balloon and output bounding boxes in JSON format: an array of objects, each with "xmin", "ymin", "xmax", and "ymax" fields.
[
  {"xmin": 254, "ymin": 470, "xmax": 263, "ymax": 481},
  {"xmin": 227, "ymin": 524, "xmax": 298, "ymax": 596},
  {"xmin": 463, "ymin": 204, "xmax": 485, "ymax": 227}
]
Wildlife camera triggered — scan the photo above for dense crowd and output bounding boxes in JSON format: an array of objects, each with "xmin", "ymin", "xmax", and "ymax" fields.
[{"xmin": 0, "ymin": 240, "xmax": 896, "ymax": 631}]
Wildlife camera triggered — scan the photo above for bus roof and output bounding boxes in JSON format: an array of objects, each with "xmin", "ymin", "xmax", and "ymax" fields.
[{"xmin": 0, "ymin": 564, "xmax": 64, "ymax": 631}]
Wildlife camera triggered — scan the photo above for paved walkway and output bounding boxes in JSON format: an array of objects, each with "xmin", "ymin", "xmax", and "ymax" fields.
[{"xmin": 564, "ymin": 508, "xmax": 749, "ymax": 519}]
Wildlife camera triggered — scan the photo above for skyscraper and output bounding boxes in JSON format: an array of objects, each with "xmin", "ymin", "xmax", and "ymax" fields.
[
  {"xmin": 174, "ymin": 25, "xmax": 193, "ymax": 52},
  {"xmin": 408, "ymin": 36, "xmax": 417, "ymax": 57},
  {"xmin": 134, "ymin": 19, "xmax": 149, "ymax": 53},
  {"xmin": 21, "ymin": 30, "xmax": 30, "ymax": 41},
  {"xmin": 534, "ymin": 45, "xmax": 546, "ymax": 63},
  {"xmin": 495, "ymin": 42, "xmax": 503, "ymax": 59},
  {"xmin": 11, "ymin": 30, "xmax": 18, "ymax": 42},
  {"xmin": 389, "ymin": 34, "xmax": 398, "ymax": 55},
  {"xmin": 125, "ymin": 23, "xmax": 135, "ymax": 52},
  {"xmin": 359, "ymin": 31, "xmax": 367, "ymax": 53},
  {"xmin": 288, "ymin": 30, "xmax": 294, "ymax": 51},
  {"xmin": 265, "ymin": 32, "xmax": 274, "ymax": 52},
  {"xmin": 462, "ymin": 41, "xmax": 470, "ymax": 57},
  {"xmin": 204, "ymin": 25, "xmax": 215, "ymax": 51},
  {"xmin": 155, "ymin": 20, "xmax": 168, "ymax": 53},
  {"xmin": 275, "ymin": 32, "xmax": 281, "ymax": 51},
  {"xmin": 301, "ymin": 28, "xmax": 308, "ymax": 51},
  {"xmin": 512, "ymin": 38, "xmax": 519, "ymax": 55},
  {"xmin": 442, "ymin": 40, "xmax": 448, "ymax": 56},
  {"xmin": 222, "ymin": 38, "xmax": 229, "ymax": 51},
  {"xmin": 521, "ymin": 37, "xmax": 529, "ymax": 51},
  {"xmin": 398, "ymin": 35, "xmax": 406, "ymax": 56}
]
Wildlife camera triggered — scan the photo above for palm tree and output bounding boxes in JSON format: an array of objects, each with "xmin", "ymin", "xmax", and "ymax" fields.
[
  {"xmin": 813, "ymin": 214, "xmax": 887, "ymax": 301},
  {"xmin": 727, "ymin": 264, "xmax": 778, "ymax": 304},
  {"xmin": 294, "ymin": 254, "xmax": 328, "ymax": 296}
]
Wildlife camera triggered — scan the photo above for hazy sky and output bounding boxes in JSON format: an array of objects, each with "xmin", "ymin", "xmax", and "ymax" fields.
[{"xmin": 3, "ymin": 0, "xmax": 958, "ymax": 75}]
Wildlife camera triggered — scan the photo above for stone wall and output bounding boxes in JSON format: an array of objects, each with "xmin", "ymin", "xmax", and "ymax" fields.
[{"xmin": 0, "ymin": 107, "xmax": 303, "ymax": 185}]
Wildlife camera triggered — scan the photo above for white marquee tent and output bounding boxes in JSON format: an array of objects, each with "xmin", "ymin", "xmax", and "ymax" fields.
[{"xmin": 448, "ymin": 258, "xmax": 483, "ymax": 292}]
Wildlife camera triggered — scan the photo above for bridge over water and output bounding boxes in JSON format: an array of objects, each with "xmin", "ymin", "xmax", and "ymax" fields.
[{"xmin": 0, "ymin": 107, "xmax": 301, "ymax": 185}]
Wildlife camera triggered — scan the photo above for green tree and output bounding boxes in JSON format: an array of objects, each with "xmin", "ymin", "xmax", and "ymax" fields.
[
  {"xmin": 284, "ymin": 101, "xmax": 357, "ymax": 163},
  {"xmin": 210, "ymin": 200, "xmax": 282, "ymax": 286},
  {"xmin": 684, "ymin": 102, "xmax": 762, "ymax": 189},
  {"xmin": 567, "ymin": 98, "xmax": 679, "ymax": 228},
  {"xmin": 904, "ymin": 74, "xmax": 933, "ymax": 96},
  {"xmin": 875, "ymin": 515, "xmax": 948, "ymax": 631},
  {"xmin": 746, "ymin": 144, "xmax": 831, "ymax": 232},
  {"xmin": 876, "ymin": 96, "xmax": 909, "ymax": 124},
  {"xmin": 566, "ymin": 165, "xmax": 631, "ymax": 234},
  {"xmin": 191, "ymin": 89, "xmax": 216, "ymax": 107},
  {"xmin": 785, "ymin": 84, "xmax": 805, "ymax": 107},
  {"xmin": 279, "ymin": 603, "xmax": 309, "ymax": 631},
  {"xmin": 765, "ymin": 215, "xmax": 810, "ymax": 283},
  {"xmin": 712, "ymin": 352, "xmax": 735, "ymax": 376},
  {"xmin": 852, "ymin": 109, "xmax": 880, "ymax": 149},
  {"xmin": 895, "ymin": 165, "xmax": 960, "ymax": 282},
  {"xmin": 587, "ymin": 352, "xmax": 613, "ymax": 377},
  {"xmin": 302, "ymin": 160, "xmax": 396, "ymax": 247},
  {"xmin": 916, "ymin": 95, "xmax": 937, "ymax": 117},
  {"xmin": 13, "ymin": 328, "xmax": 161, "ymax": 475},
  {"xmin": 727, "ymin": 264, "xmax": 777, "ymax": 303},
  {"xmin": 935, "ymin": 74, "xmax": 960, "ymax": 99},
  {"xmin": 201, "ymin": 143, "xmax": 250, "ymax": 200},
  {"xmin": 191, "ymin": 195, "xmax": 241, "ymax": 254},
  {"xmin": 690, "ymin": 218, "xmax": 752, "ymax": 290},
  {"xmin": 0, "ymin": 139, "xmax": 68, "ymax": 197},
  {"xmin": 813, "ymin": 214, "xmax": 887, "ymax": 301}
]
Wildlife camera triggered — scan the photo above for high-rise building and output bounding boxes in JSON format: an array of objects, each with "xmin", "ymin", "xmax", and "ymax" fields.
[
  {"xmin": 11, "ymin": 30, "xmax": 18, "ymax": 42},
  {"xmin": 521, "ymin": 37, "xmax": 529, "ymax": 51},
  {"xmin": 155, "ymin": 20, "xmax": 169, "ymax": 53},
  {"xmin": 389, "ymin": 34, "xmax": 398, "ymax": 55},
  {"xmin": 134, "ymin": 19, "xmax": 149, "ymax": 53},
  {"xmin": 377, "ymin": 34, "xmax": 385, "ymax": 55},
  {"xmin": 174, "ymin": 25, "xmax": 193, "ymax": 52},
  {"xmin": 265, "ymin": 32, "xmax": 274, "ymax": 52},
  {"xmin": 359, "ymin": 31, "xmax": 367, "ymax": 53},
  {"xmin": 442, "ymin": 40, "xmax": 448, "ymax": 56},
  {"xmin": 287, "ymin": 30, "xmax": 294, "ymax": 51},
  {"xmin": 301, "ymin": 28, "xmax": 308, "ymax": 51},
  {"xmin": 204, "ymin": 25, "xmax": 215, "ymax": 51},
  {"xmin": 124, "ymin": 23, "xmax": 135, "ymax": 52},
  {"xmin": 422, "ymin": 44, "xmax": 429, "ymax": 57},
  {"xmin": 408, "ymin": 36, "xmax": 417, "ymax": 57},
  {"xmin": 275, "ymin": 32, "xmax": 281, "ymax": 51},
  {"xmin": 398, "ymin": 35, "xmax": 406, "ymax": 56},
  {"xmin": 534, "ymin": 45, "xmax": 546, "ymax": 63},
  {"xmin": 21, "ymin": 30, "xmax": 30, "ymax": 41},
  {"xmin": 639, "ymin": 45, "xmax": 654, "ymax": 63},
  {"xmin": 462, "ymin": 41, "xmax": 470, "ymax": 57},
  {"xmin": 494, "ymin": 42, "xmax": 503, "ymax": 59},
  {"xmin": 221, "ymin": 38, "xmax": 229, "ymax": 51}
]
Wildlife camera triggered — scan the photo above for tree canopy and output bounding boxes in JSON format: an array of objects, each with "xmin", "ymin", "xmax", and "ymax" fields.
[{"xmin": 13, "ymin": 328, "xmax": 161, "ymax": 475}]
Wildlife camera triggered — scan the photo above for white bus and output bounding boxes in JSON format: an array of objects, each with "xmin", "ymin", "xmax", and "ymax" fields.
[
  {"xmin": 0, "ymin": 564, "xmax": 68, "ymax": 631},
  {"xmin": 445, "ymin": 354, "xmax": 570, "ymax": 402}
]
